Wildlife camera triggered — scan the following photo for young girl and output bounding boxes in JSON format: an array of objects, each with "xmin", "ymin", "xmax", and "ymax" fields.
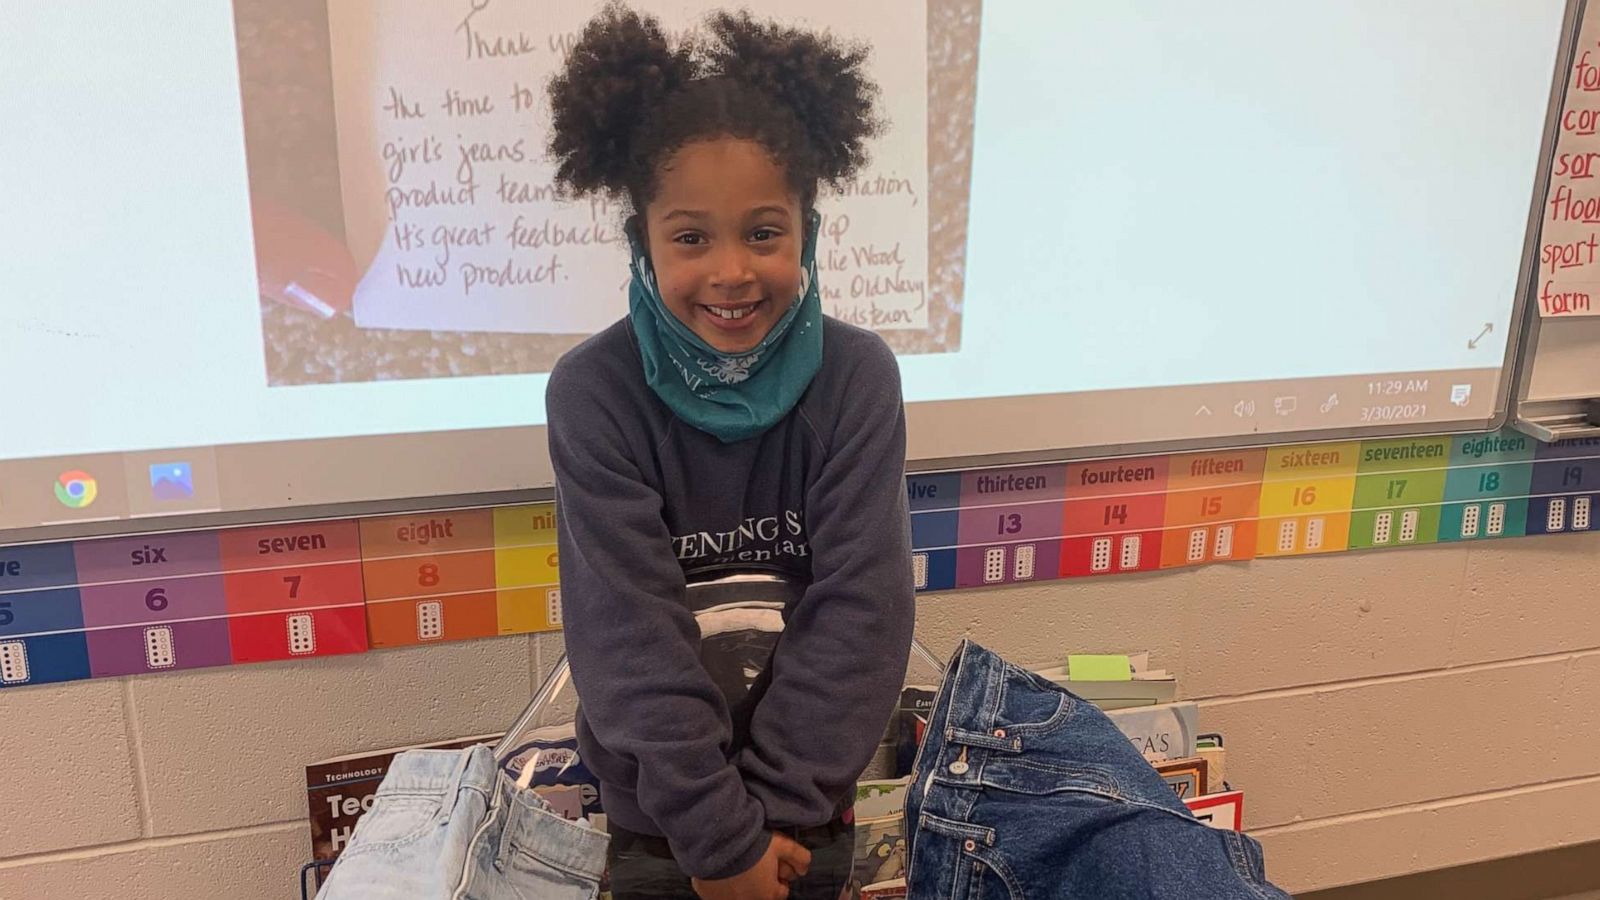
[{"xmin": 543, "ymin": 4, "xmax": 915, "ymax": 899}]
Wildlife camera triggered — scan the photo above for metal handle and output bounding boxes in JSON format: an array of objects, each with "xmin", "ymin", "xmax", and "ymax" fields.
[
  {"xmin": 909, "ymin": 637, "xmax": 946, "ymax": 679},
  {"xmin": 493, "ymin": 653, "xmax": 570, "ymax": 763}
]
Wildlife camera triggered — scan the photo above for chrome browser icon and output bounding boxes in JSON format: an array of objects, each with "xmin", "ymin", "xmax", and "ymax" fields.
[{"xmin": 54, "ymin": 470, "xmax": 98, "ymax": 509}]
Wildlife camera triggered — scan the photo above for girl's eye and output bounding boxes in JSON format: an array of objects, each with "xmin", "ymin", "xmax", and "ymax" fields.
[
  {"xmin": 673, "ymin": 232, "xmax": 705, "ymax": 246},
  {"xmin": 750, "ymin": 228, "xmax": 779, "ymax": 242}
]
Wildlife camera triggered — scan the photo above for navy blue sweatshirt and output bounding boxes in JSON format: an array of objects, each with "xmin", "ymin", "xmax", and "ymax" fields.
[{"xmin": 545, "ymin": 316, "xmax": 915, "ymax": 880}]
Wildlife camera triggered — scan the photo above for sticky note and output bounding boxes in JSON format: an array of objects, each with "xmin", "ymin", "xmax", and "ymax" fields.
[{"xmin": 1068, "ymin": 654, "xmax": 1132, "ymax": 681}]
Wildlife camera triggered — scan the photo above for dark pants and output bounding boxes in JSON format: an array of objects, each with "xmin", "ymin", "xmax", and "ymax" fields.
[{"xmin": 607, "ymin": 817, "xmax": 855, "ymax": 900}]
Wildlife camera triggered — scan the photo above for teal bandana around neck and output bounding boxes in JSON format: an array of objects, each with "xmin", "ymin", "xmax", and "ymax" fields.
[{"xmin": 627, "ymin": 211, "xmax": 824, "ymax": 443}]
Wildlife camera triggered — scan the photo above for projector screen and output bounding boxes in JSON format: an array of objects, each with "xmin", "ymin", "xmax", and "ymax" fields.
[{"xmin": 0, "ymin": 0, "xmax": 1571, "ymax": 541}]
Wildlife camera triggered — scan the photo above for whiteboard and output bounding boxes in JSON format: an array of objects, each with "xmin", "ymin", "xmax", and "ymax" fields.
[{"xmin": 0, "ymin": 0, "xmax": 1576, "ymax": 543}]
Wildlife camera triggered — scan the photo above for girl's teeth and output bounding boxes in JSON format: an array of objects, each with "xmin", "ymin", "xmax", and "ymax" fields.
[{"xmin": 711, "ymin": 306, "xmax": 751, "ymax": 320}]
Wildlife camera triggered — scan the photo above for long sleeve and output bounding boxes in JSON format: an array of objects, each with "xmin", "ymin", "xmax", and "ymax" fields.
[
  {"xmin": 546, "ymin": 366, "xmax": 771, "ymax": 880},
  {"xmin": 734, "ymin": 338, "xmax": 917, "ymax": 824}
]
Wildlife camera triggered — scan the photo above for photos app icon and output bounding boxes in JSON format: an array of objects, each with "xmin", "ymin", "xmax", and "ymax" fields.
[{"xmin": 150, "ymin": 463, "xmax": 194, "ymax": 502}]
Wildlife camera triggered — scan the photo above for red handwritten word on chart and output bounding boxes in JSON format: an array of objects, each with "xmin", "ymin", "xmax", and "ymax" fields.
[{"xmin": 1539, "ymin": 234, "xmax": 1599, "ymax": 314}]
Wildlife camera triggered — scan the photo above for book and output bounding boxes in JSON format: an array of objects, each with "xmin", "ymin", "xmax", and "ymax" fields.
[
  {"xmin": 1185, "ymin": 790, "xmax": 1245, "ymax": 831},
  {"xmin": 1107, "ymin": 702, "xmax": 1200, "ymax": 762},
  {"xmin": 1038, "ymin": 675, "xmax": 1178, "ymax": 710},
  {"xmin": 890, "ymin": 685, "xmax": 939, "ymax": 777},
  {"xmin": 849, "ymin": 777, "xmax": 912, "ymax": 896},
  {"xmin": 497, "ymin": 722, "xmax": 605, "ymax": 823},
  {"xmin": 1197, "ymin": 744, "xmax": 1227, "ymax": 793},
  {"xmin": 1034, "ymin": 652, "xmax": 1178, "ymax": 710},
  {"xmin": 860, "ymin": 878, "xmax": 909, "ymax": 898},
  {"xmin": 851, "ymin": 810, "xmax": 909, "ymax": 893},
  {"xmin": 1153, "ymin": 756, "xmax": 1209, "ymax": 801},
  {"xmin": 305, "ymin": 732, "xmax": 501, "ymax": 877},
  {"xmin": 855, "ymin": 777, "xmax": 912, "ymax": 821}
]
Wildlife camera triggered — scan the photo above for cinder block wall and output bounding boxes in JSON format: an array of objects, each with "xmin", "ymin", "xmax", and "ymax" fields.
[{"xmin": 2, "ymin": 537, "xmax": 1597, "ymax": 897}]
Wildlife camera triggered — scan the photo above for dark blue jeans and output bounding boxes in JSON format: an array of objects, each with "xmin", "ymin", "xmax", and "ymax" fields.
[{"xmin": 905, "ymin": 640, "xmax": 1291, "ymax": 899}]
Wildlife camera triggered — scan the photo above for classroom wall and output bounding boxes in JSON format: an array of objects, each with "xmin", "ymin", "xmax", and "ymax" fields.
[{"xmin": 1, "ymin": 534, "xmax": 1596, "ymax": 897}]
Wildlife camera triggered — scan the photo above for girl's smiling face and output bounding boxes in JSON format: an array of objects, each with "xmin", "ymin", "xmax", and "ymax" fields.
[{"xmin": 643, "ymin": 137, "xmax": 804, "ymax": 355}]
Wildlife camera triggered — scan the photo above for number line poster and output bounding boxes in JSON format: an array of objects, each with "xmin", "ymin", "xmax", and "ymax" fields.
[{"xmin": 2, "ymin": 431, "xmax": 1597, "ymax": 689}]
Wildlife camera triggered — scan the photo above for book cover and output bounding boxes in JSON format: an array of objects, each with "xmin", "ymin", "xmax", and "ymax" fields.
[
  {"xmin": 1056, "ymin": 678, "xmax": 1177, "ymax": 710},
  {"xmin": 852, "ymin": 811, "xmax": 908, "ymax": 895},
  {"xmin": 891, "ymin": 685, "xmax": 939, "ymax": 777},
  {"xmin": 497, "ymin": 722, "xmax": 605, "ymax": 822},
  {"xmin": 1106, "ymin": 702, "xmax": 1200, "ymax": 762},
  {"xmin": 855, "ymin": 777, "xmax": 912, "ymax": 821},
  {"xmin": 1033, "ymin": 656, "xmax": 1178, "ymax": 710},
  {"xmin": 1197, "ymin": 745, "xmax": 1227, "ymax": 793},
  {"xmin": 860, "ymin": 878, "xmax": 909, "ymax": 899},
  {"xmin": 1153, "ymin": 756, "xmax": 1209, "ymax": 801},
  {"xmin": 305, "ymin": 732, "xmax": 501, "ymax": 875},
  {"xmin": 1185, "ymin": 790, "xmax": 1245, "ymax": 831}
]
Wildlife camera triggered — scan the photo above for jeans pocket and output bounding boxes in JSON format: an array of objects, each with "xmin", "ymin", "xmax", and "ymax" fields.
[
  {"xmin": 501, "ymin": 850, "xmax": 601, "ymax": 900},
  {"xmin": 994, "ymin": 664, "xmax": 1079, "ymax": 737},
  {"xmin": 337, "ymin": 793, "xmax": 445, "ymax": 855},
  {"xmin": 915, "ymin": 815, "xmax": 1024, "ymax": 900},
  {"xmin": 961, "ymin": 844, "xmax": 1025, "ymax": 900}
]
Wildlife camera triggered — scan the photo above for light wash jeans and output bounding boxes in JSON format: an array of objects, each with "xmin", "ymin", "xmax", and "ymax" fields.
[{"xmin": 317, "ymin": 745, "xmax": 608, "ymax": 900}]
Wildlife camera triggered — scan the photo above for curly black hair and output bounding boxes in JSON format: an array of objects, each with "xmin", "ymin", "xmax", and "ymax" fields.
[{"xmin": 546, "ymin": 2, "xmax": 884, "ymax": 214}]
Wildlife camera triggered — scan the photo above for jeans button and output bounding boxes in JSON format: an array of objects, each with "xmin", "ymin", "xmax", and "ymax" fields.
[
  {"xmin": 993, "ymin": 728, "xmax": 1007, "ymax": 738},
  {"xmin": 964, "ymin": 839, "xmax": 976, "ymax": 852},
  {"xmin": 948, "ymin": 760, "xmax": 969, "ymax": 775}
]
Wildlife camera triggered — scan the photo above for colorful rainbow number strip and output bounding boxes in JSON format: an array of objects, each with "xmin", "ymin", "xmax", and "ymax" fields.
[
  {"xmin": 909, "ymin": 430, "xmax": 1595, "ymax": 590},
  {"xmin": 2, "ymin": 431, "xmax": 1597, "ymax": 690},
  {"xmin": 0, "ymin": 505, "xmax": 562, "ymax": 688}
]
